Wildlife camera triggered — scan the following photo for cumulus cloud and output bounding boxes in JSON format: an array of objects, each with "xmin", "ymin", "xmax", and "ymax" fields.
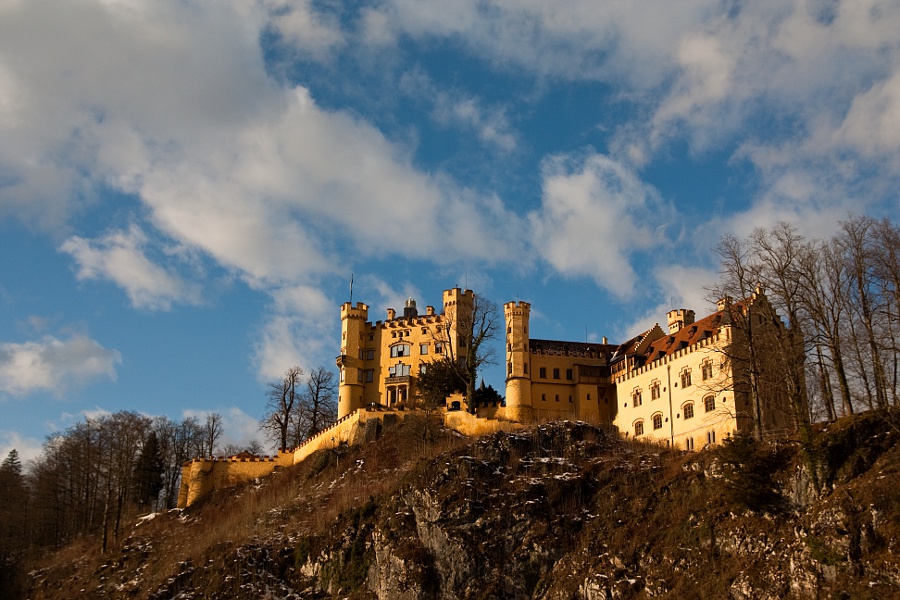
[
  {"xmin": 60, "ymin": 225, "xmax": 202, "ymax": 310},
  {"xmin": 0, "ymin": 334, "xmax": 121, "ymax": 397},
  {"xmin": 530, "ymin": 152, "xmax": 670, "ymax": 298}
]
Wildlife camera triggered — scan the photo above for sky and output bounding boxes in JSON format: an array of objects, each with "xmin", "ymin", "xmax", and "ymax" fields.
[{"xmin": 2, "ymin": 0, "xmax": 900, "ymax": 464}]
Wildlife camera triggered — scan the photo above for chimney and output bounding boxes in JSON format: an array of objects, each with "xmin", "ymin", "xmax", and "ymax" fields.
[{"xmin": 404, "ymin": 297, "xmax": 418, "ymax": 319}]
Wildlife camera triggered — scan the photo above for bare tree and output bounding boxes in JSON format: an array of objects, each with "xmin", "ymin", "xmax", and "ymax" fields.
[
  {"xmin": 202, "ymin": 412, "xmax": 223, "ymax": 457},
  {"xmin": 432, "ymin": 293, "xmax": 500, "ymax": 414},
  {"xmin": 299, "ymin": 367, "xmax": 337, "ymax": 439},
  {"xmin": 839, "ymin": 215, "xmax": 889, "ymax": 409},
  {"xmin": 260, "ymin": 366, "xmax": 303, "ymax": 451}
]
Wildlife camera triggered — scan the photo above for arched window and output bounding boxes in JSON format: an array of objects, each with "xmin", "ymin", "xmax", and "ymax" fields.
[
  {"xmin": 683, "ymin": 402, "xmax": 694, "ymax": 420},
  {"xmin": 650, "ymin": 381, "xmax": 660, "ymax": 400},
  {"xmin": 632, "ymin": 388, "xmax": 642, "ymax": 407},
  {"xmin": 652, "ymin": 413, "xmax": 663, "ymax": 430},
  {"xmin": 634, "ymin": 421, "xmax": 644, "ymax": 436},
  {"xmin": 680, "ymin": 369, "xmax": 692, "ymax": 388},
  {"xmin": 704, "ymin": 395, "xmax": 716, "ymax": 412}
]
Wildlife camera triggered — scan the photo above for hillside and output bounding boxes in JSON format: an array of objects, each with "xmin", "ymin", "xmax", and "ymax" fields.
[{"xmin": 14, "ymin": 410, "xmax": 900, "ymax": 599}]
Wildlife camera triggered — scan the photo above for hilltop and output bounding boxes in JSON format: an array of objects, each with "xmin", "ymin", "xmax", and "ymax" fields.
[{"xmin": 14, "ymin": 409, "xmax": 900, "ymax": 599}]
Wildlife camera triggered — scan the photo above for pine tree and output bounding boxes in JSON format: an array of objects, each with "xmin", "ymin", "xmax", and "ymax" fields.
[
  {"xmin": 0, "ymin": 449, "xmax": 28, "ymax": 562},
  {"xmin": 131, "ymin": 433, "xmax": 164, "ymax": 512}
]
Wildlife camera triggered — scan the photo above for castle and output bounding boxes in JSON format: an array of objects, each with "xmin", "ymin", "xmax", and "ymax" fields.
[
  {"xmin": 336, "ymin": 286, "xmax": 794, "ymax": 450},
  {"xmin": 178, "ymin": 286, "xmax": 794, "ymax": 507}
]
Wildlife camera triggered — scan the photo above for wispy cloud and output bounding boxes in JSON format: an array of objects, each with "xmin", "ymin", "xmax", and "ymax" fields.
[
  {"xmin": 60, "ymin": 225, "xmax": 202, "ymax": 311},
  {"xmin": 400, "ymin": 68, "xmax": 517, "ymax": 151}
]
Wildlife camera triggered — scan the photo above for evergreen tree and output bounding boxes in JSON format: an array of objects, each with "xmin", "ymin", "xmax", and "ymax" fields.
[
  {"xmin": 0, "ymin": 449, "xmax": 28, "ymax": 565},
  {"xmin": 131, "ymin": 433, "xmax": 164, "ymax": 512}
]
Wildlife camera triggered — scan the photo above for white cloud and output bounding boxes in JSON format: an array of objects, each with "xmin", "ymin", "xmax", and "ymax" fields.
[
  {"xmin": 0, "ymin": 430, "xmax": 44, "ymax": 468},
  {"xmin": 182, "ymin": 406, "xmax": 263, "ymax": 454},
  {"xmin": 60, "ymin": 225, "xmax": 201, "ymax": 310},
  {"xmin": 530, "ymin": 152, "xmax": 670, "ymax": 298},
  {"xmin": 265, "ymin": 0, "xmax": 345, "ymax": 59},
  {"xmin": 0, "ymin": 334, "xmax": 121, "ymax": 397},
  {"xmin": 401, "ymin": 68, "xmax": 517, "ymax": 151}
]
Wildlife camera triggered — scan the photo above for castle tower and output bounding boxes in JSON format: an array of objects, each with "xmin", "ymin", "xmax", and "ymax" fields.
[
  {"xmin": 442, "ymin": 288, "xmax": 475, "ymax": 361},
  {"xmin": 336, "ymin": 301, "xmax": 369, "ymax": 419},
  {"xmin": 666, "ymin": 308, "xmax": 695, "ymax": 334},
  {"xmin": 504, "ymin": 300, "xmax": 533, "ymax": 421}
]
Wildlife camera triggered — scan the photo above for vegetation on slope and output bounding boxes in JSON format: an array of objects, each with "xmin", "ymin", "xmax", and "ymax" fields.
[{"xmin": 12, "ymin": 409, "xmax": 900, "ymax": 599}]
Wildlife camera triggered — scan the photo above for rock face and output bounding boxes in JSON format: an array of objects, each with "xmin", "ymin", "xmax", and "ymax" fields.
[
  {"xmin": 282, "ymin": 416, "xmax": 900, "ymax": 599},
  {"xmin": 22, "ymin": 411, "xmax": 900, "ymax": 599}
]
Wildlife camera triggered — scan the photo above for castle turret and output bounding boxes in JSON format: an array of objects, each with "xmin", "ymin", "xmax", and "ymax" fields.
[
  {"xmin": 442, "ymin": 288, "xmax": 475, "ymax": 362},
  {"xmin": 666, "ymin": 308, "xmax": 695, "ymax": 334},
  {"xmin": 337, "ymin": 301, "xmax": 369, "ymax": 418},
  {"xmin": 504, "ymin": 300, "xmax": 533, "ymax": 421}
]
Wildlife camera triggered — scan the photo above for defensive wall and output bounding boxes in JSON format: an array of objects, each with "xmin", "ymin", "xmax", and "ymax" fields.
[
  {"xmin": 178, "ymin": 406, "xmax": 416, "ymax": 507},
  {"xmin": 177, "ymin": 450, "xmax": 294, "ymax": 508}
]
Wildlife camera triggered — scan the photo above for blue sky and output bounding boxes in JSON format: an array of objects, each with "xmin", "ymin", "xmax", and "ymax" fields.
[{"xmin": 2, "ymin": 0, "xmax": 899, "ymax": 463}]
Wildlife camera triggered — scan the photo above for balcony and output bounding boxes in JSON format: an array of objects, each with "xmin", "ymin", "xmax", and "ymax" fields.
[{"xmin": 384, "ymin": 375, "xmax": 411, "ymax": 384}]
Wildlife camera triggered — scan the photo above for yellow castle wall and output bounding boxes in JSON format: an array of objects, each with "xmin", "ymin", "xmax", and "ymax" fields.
[
  {"xmin": 178, "ymin": 450, "xmax": 294, "ymax": 508},
  {"xmin": 338, "ymin": 288, "xmax": 475, "ymax": 418},
  {"xmin": 613, "ymin": 328, "xmax": 747, "ymax": 450}
]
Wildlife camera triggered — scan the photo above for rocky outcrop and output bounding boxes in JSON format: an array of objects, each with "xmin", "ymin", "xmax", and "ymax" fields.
[{"xmin": 23, "ymin": 412, "xmax": 900, "ymax": 599}]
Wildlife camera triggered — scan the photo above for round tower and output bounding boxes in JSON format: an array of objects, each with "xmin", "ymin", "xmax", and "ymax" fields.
[
  {"xmin": 337, "ymin": 301, "xmax": 369, "ymax": 419},
  {"xmin": 504, "ymin": 300, "xmax": 533, "ymax": 422}
]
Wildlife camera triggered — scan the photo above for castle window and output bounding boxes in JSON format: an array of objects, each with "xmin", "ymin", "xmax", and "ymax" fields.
[
  {"xmin": 389, "ymin": 363, "xmax": 410, "ymax": 377},
  {"xmin": 632, "ymin": 389, "xmax": 642, "ymax": 407},
  {"xmin": 683, "ymin": 402, "xmax": 694, "ymax": 420},
  {"xmin": 368, "ymin": 333, "xmax": 374, "ymax": 341},
  {"xmin": 555, "ymin": 394, "xmax": 559, "ymax": 402},
  {"xmin": 507, "ymin": 326, "xmax": 512, "ymax": 333},
  {"xmin": 508, "ymin": 343, "xmax": 511, "ymax": 352},
  {"xmin": 652, "ymin": 413, "xmax": 663, "ymax": 430},
  {"xmin": 568, "ymin": 395, "xmax": 573, "ymax": 403},
  {"xmin": 420, "ymin": 343, "xmax": 429, "ymax": 355},
  {"xmin": 702, "ymin": 360, "xmax": 713, "ymax": 381},
  {"xmin": 434, "ymin": 342, "xmax": 443, "ymax": 354},
  {"xmin": 391, "ymin": 344, "xmax": 411, "ymax": 358},
  {"xmin": 685, "ymin": 437, "xmax": 694, "ymax": 451},
  {"xmin": 524, "ymin": 364, "xmax": 528, "ymax": 374},
  {"xmin": 651, "ymin": 381, "xmax": 660, "ymax": 400},
  {"xmin": 681, "ymin": 369, "xmax": 692, "ymax": 388},
  {"xmin": 539, "ymin": 367, "xmax": 546, "ymax": 378},
  {"xmin": 634, "ymin": 421, "xmax": 644, "ymax": 436},
  {"xmin": 704, "ymin": 395, "xmax": 715, "ymax": 412},
  {"xmin": 365, "ymin": 349, "xmax": 375, "ymax": 360},
  {"xmin": 419, "ymin": 364, "xmax": 427, "ymax": 375},
  {"xmin": 553, "ymin": 368, "xmax": 560, "ymax": 379},
  {"xmin": 422, "ymin": 328, "xmax": 427, "ymax": 335},
  {"xmin": 707, "ymin": 430, "xmax": 716, "ymax": 445},
  {"xmin": 508, "ymin": 362, "xmax": 512, "ymax": 375},
  {"xmin": 566, "ymin": 369, "xmax": 573, "ymax": 380},
  {"xmin": 541, "ymin": 394, "xmax": 546, "ymax": 402}
]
